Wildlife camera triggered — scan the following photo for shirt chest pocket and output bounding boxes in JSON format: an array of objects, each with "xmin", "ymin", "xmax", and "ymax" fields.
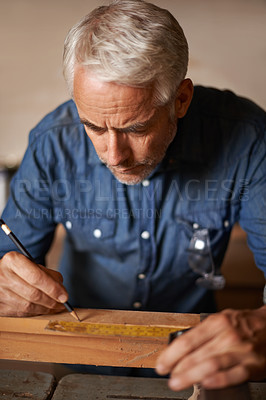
[{"xmin": 58, "ymin": 212, "xmax": 117, "ymax": 257}]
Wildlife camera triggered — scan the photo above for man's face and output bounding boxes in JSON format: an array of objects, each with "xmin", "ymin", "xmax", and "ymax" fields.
[{"xmin": 73, "ymin": 66, "xmax": 177, "ymax": 185}]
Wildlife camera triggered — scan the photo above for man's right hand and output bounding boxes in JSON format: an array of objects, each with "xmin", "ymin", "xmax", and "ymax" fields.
[{"xmin": 0, "ymin": 251, "xmax": 69, "ymax": 317}]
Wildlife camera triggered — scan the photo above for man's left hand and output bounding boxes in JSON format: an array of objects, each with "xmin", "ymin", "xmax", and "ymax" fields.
[{"xmin": 156, "ymin": 306, "xmax": 266, "ymax": 390}]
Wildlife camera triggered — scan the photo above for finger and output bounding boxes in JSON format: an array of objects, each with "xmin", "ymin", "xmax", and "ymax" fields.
[
  {"xmin": 0, "ymin": 275, "xmax": 66, "ymax": 310},
  {"xmin": 156, "ymin": 326, "xmax": 210, "ymax": 375},
  {"xmin": 156, "ymin": 313, "xmax": 239, "ymax": 375},
  {"xmin": 202, "ymin": 364, "xmax": 250, "ymax": 389},
  {"xmin": 168, "ymin": 345, "xmax": 261, "ymax": 391},
  {"xmin": 38, "ymin": 265, "xmax": 64, "ymax": 284},
  {"xmin": 0, "ymin": 288, "xmax": 65, "ymax": 317},
  {"xmin": 168, "ymin": 352, "xmax": 241, "ymax": 391},
  {"xmin": 169, "ymin": 327, "xmax": 248, "ymax": 374},
  {"xmin": 202, "ymin": 349, "xmax": 266, "ymax": 388},
  {"xmin": 2, "ymin": 252, "xmax": 68, "ymax": 303}
]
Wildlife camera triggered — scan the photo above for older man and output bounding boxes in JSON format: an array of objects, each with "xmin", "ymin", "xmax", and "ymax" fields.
[{"xmin": 0, "ymin": 0, "xmax": 265, "ymax": 391}]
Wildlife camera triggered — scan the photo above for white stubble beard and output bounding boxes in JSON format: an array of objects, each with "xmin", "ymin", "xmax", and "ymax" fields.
[{"xmin": 99, "ymin": 121, "xmax": 177, "ymax": 185}]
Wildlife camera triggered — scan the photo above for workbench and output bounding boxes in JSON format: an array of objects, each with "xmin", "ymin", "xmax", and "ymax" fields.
[
  {"xmin": 1, "ymin": 370, "xmax": 266, "ymax": 400},
  {"xmin": 1, "ymin": 309, "xmax": 265, "ymax": 399}
]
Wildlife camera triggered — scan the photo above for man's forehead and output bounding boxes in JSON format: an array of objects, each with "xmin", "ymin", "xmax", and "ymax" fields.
[
  {"xmin": 74, "ymin": 65, "xmax": 155, "ymax": 105},
  {"xmin": 74, "ymin": 66, "xmax": 158, "ymax": 125}
]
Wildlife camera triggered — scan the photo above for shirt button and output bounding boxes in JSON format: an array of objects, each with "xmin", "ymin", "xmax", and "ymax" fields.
[
  {"xmin": 193, "ymin": 223, "xmax": 199, "ymax": 229},
  {"xmin": 138, "ymin": 273, "xmax": 146, "ymax": 280},
  {"xmin": 224, "ymin": 220, "xmax": 229, "ymax": 228},
  {"xmin": 133, "ymin": 302, "xmax": 142, "ymax": 309},
  {"xmin": 93, "ymin": 228, "xmax": 102, "ymax": 238},
  {"xmin": 141, "ymin": 231, "xmax": 150, "ymax": 239},
  {"xmin": 142, "ymin": 179, "xmax": 150, "ymax": 187},
  {"xmin": 66, "ymin": 221, "xmax": 72, "ymax": 229}
]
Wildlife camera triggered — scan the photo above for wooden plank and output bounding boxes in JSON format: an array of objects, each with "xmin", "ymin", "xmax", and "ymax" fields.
[
  {"xmin": 51, "ymin": 374, "xmax": 194, "ymax": 400},
  {"xmin": 0, "ymin": 369, "xmax": 56, "ymax": 400},
  {"xmin": 0, "ymin": 309, "xmax": 200, "ymax": 367}
]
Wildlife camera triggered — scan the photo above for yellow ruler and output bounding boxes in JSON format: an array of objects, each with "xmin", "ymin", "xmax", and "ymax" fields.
[{"xmin": 45, "ymin": 320, "xmax": 188, "ymax": 338}]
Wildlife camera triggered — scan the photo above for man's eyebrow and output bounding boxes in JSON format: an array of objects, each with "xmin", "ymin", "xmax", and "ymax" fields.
[
  {"xmin": 80, "ymin": 117, "xmax": 153, "ymax": 133},
  {"xmin": 80, "ymin": 119, "xmax": 106, "ymax": 132},
  {"xmin": 117, "ymin": 120, "xmax": 151, "ymax": 133}
]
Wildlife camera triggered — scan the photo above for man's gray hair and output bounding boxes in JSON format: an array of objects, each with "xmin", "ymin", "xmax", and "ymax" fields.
[{"xmin": 63, "ymin": 0, "xmax": 189, "ymax": 106}]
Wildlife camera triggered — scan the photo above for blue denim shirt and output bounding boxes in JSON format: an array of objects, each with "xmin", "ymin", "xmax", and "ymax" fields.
[{"xmin": 1, "ymin": 86, "xmax": 266, "ymax": 313}]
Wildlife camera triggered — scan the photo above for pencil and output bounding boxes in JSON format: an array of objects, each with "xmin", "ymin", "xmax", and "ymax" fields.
[{"xmin": 0, "ymin": 218, "xmax": 80, "ymax": 322}]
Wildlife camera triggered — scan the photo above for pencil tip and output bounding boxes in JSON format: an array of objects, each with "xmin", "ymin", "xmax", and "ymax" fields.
[{"xmin": 70, "ymin": 310, "xmax": 81, "ymax": 322}]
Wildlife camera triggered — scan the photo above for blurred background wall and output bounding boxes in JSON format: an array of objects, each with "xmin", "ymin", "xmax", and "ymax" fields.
[{"xmin": 0, "ymin": 0, "xmax": 265, "ymax": 167}]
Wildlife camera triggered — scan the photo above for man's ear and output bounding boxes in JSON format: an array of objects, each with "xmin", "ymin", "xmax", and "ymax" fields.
[{"xmin": 174, "ymin": 78, "xmax": 194, "ymax": 118}]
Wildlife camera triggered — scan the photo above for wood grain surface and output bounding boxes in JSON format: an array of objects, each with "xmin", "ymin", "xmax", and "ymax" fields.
[{"xmin": 0, "ymin": 309, "xmax": 200, "ymax": 367}]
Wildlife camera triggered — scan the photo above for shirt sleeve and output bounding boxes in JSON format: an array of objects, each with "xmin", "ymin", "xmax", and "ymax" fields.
[
  {"xmin": 238, "ymin": 123, "xmax": 266, "ymax": 278},
  {"xmin": 0, "ymin": 129, "xmax": 56, "ymax": 265}
]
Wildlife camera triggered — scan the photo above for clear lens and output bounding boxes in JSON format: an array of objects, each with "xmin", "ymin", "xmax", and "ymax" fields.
[{"xmin": 188, "ymin": 228, "xmax": 225, "ymax": 290}]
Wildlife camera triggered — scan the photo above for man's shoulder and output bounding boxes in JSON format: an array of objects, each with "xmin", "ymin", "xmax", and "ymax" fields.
[
  {"xmin": 29, "ymin": 99, "xmax": 80, "ymax": 143},
  {"xmin": 192, "ymin": 86, "xmax": 265, "ymax": 125},
  {"xmin": 25, "ymin": 100, "xmax": 99, "ymax": 169},
  {"xmin": 173, "ymin": 86, "xmax": 266, "ymax": 169}
]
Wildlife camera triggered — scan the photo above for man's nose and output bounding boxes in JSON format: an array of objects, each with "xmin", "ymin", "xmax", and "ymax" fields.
[{"xmin": 107, "ymin": 131, "xmax": 130, "ymax": 166}]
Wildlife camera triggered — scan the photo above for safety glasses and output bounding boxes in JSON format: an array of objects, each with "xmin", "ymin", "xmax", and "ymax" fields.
[{"xmin": 188, "ymin": 228, "xmax": 225, "ymax": 290}]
